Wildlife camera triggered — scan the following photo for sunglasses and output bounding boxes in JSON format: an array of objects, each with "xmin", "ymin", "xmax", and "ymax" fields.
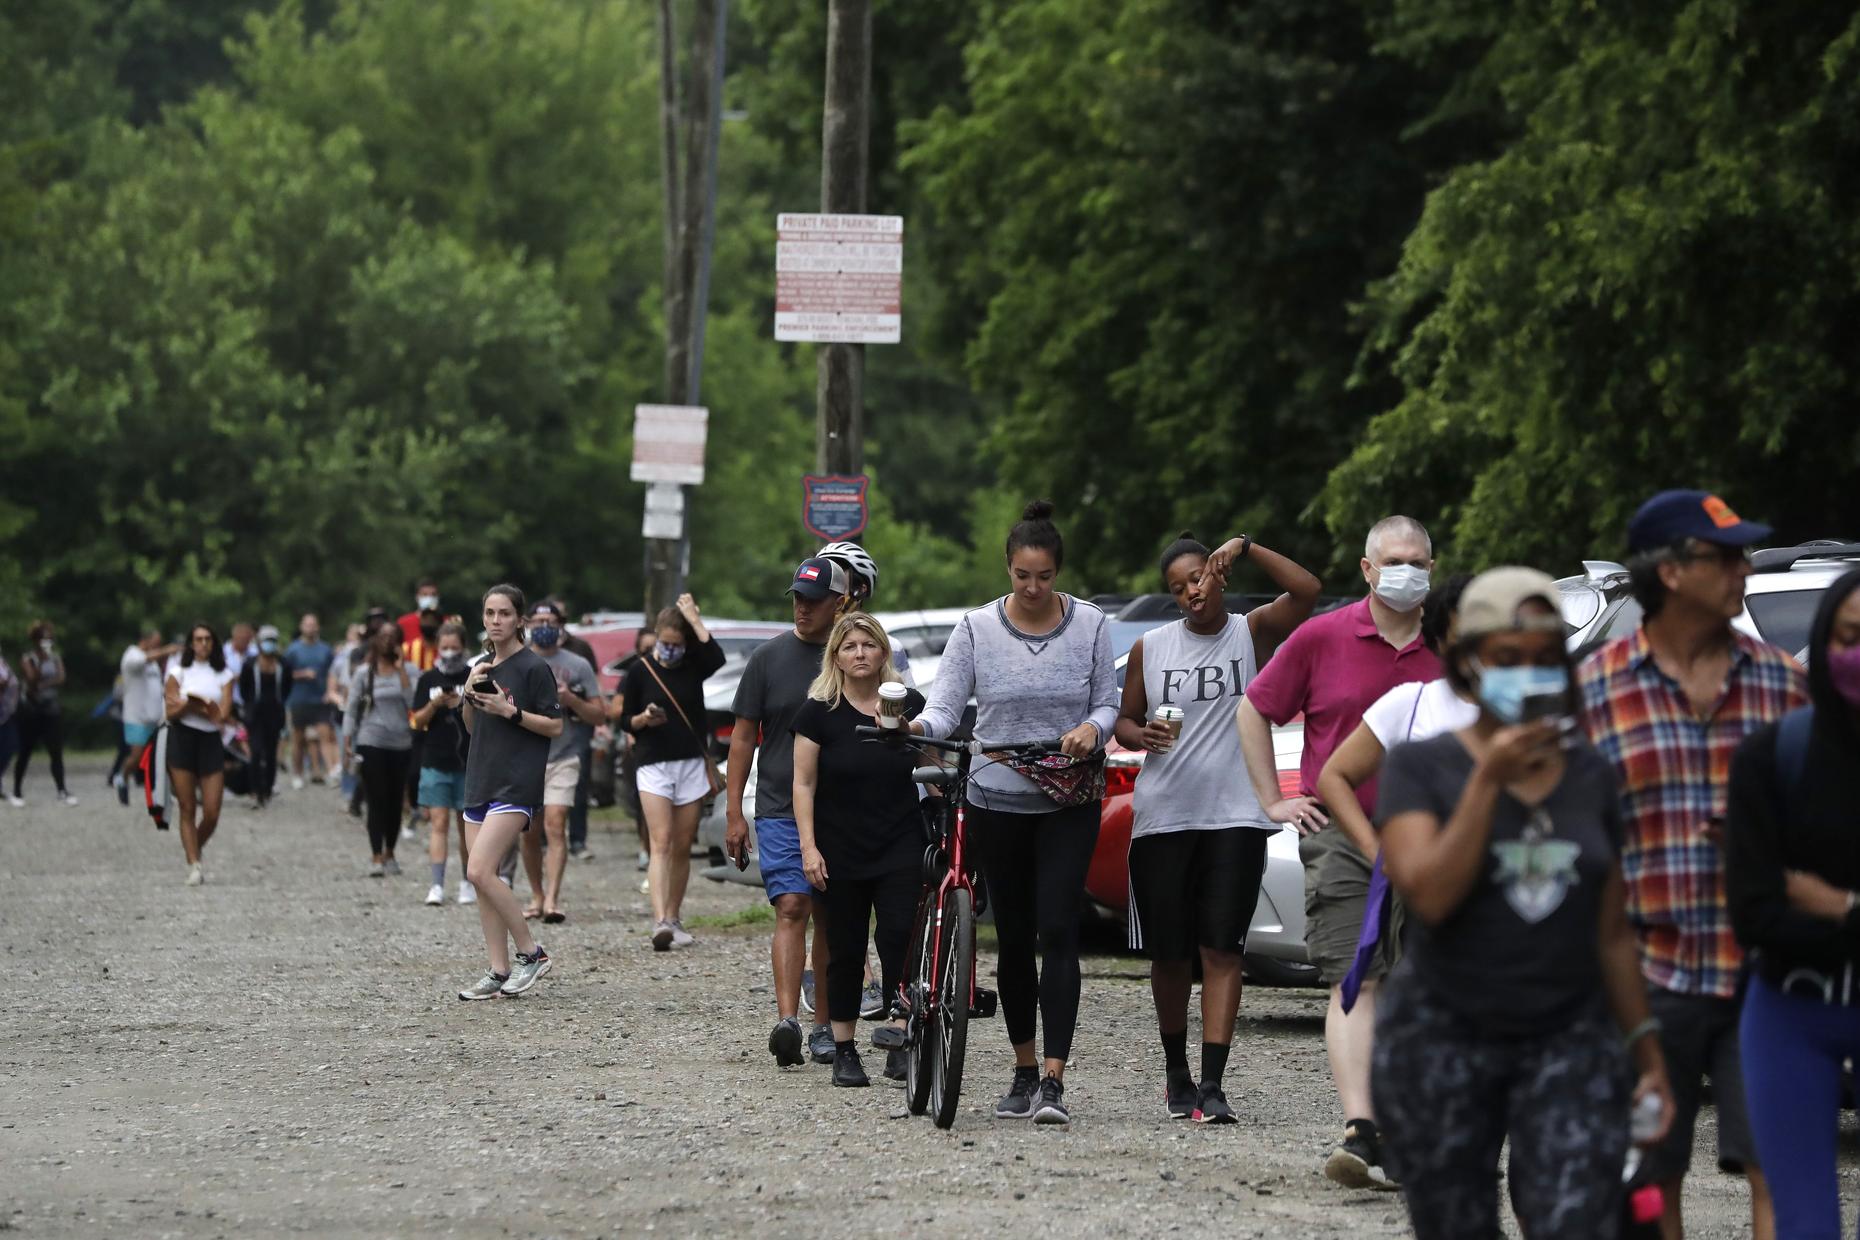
[{"xmin": 1673, "ymin": 542, "xmax": 1751, "ymax": 568}]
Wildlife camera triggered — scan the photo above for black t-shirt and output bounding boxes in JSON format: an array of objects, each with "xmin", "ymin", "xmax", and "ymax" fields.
[
  {"xmin": 414, "ymin": 667, "xmax": 471, "ymax": 772},
  {"xmin": 732, "ymin": 631, "xmax": 827, "ymax": 819},
  {"xmin": 619, "ymin": 637, "xmax": 727, "ymax": 767},
  {"xmin": 238, "ymin": 658, "xmax": 289, "ymax": 720},
  {"xmin": 1376, "ymin": 735, "xmax": 1622, "ymax": 1036},
  {"xmin": 792, "ymin": 688, "xmax": 927, "ymax": 880},
  {"xmin": 461, "ymin": 648, "xmax": 563, "ymax": 807}
]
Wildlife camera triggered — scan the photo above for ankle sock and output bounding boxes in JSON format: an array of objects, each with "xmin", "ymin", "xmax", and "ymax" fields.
[
  {"xmin": 835, "ymin": 1039, "xmax": 855, "ymax": 1056},
  {"xmin": 1200, "ymin": 1040, "xmax": 1230, "ymax": 1086},
  {"xmin": 1161, "ymin": 1028, "xmax": 1190, "ymax": 1076}
]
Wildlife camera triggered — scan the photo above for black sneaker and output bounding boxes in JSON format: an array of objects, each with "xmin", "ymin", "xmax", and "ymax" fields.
[
  {"xmin": 1032, "ymin": 1074, "xmax": 1070, "ymax": 1125},
  {"xmin": 832, "ymin": 1045, "xmax": 870, "ymax": 1088},
  {"xmin": 1324, "ymin": 1119, "xmax": 1400, "ymax": 1190},
  {"xmin": 769, "ymin": 1017, "xmax": 804, "ymax": 1067},
  {"xmin": 884, "ymin": 1048, "xmax": 907, "ymax": 1081},
  {"xmin": 994, "ymin": 1066, "xmax": 1040, "ymax": 1119},
  {"xmin": 1192, "ymin": 1081, "xmax": 1235, "ymax": 1125},
  {"xmin": 808, "ymin": 1024, "xmax": 835, "ymax": 1064},
  {"xmin": 1165, "ymin": 1070, "xmax": 1197, "ymax": 1119}
]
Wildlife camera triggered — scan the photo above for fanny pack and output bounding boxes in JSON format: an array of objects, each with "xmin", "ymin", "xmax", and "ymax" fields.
[{"xmin": 999, "ymin": 751, "xmax": 1104, "ymax": 808}]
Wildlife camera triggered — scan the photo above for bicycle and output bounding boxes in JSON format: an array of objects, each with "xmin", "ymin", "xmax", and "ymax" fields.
[{"xmin": 854, "ymin": 726, "xmax": 1064, "ymax": 1129}]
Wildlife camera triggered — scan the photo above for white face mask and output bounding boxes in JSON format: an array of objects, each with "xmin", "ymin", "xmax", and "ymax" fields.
[
  {"xmin": 1373, "ymin": 564, "xmax": 1431, "ymax": 612},
  {"xmin": 39, "ymin": 639, "xmax": 53, "ymax": 654},
  {"xmin": 417, "ymin": 594, "xmax": 439, "ymax": 612}
]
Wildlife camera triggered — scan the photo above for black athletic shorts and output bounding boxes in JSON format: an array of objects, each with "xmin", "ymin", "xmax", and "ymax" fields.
[
  {"xmin": 166, "ymin": 726, "xmax": 226, "ymax": 778},
  {"xmin": 1127, "ymin": 826, "xmax": 1270, "ymax": 961}
]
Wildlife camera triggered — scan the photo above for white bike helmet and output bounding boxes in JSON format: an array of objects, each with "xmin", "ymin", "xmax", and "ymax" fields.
[{"xmin": 817, "ymin": 541, "xmax": 878, "ymax": 601}]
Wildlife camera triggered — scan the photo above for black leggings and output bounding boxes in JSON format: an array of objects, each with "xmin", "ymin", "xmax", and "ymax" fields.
[
  {"xmin": 13, "ymin": 705, "xmax": 66, "ymax": 796},
  {"xmin": 968, "ymin": 800, "xmax": 1101, "ymax": 1062},
  {"xmin": 358, "ymin": 745, "xmax": 412, "ymax": 856},
  {"xmin": 819, "ymin": 862, "xmax": 918, "ymax": 1026},
  {"xmin": 247, "ymin": 711, "xmax": 284, "ymax": 802}
]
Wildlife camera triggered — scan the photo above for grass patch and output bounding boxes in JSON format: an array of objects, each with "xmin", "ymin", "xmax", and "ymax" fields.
[{"xmin": 685, "ymin": 903, "xmax": 778, "ymax": 930}]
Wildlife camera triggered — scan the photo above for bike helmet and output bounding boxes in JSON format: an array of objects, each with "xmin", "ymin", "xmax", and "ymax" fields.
[{"xmin": 817, "ymin": 541, "xmax": 878, "ymax": 601}]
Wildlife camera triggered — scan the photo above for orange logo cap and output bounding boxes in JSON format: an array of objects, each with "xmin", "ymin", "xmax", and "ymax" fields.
[{"xmin": 1701, "ymin": 495, "xmax": 1742, "ymax": 529}]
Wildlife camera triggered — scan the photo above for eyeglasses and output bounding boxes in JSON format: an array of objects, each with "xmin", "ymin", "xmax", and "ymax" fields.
[{"xmin": 1673, "ymin": 543, "xmax": 1751, "ymax": 568}]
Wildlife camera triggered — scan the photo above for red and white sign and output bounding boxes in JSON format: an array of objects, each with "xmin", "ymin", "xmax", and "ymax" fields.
[
  {"xmin": 775, "ymin": 213, "xmax": 902, "ymax": 344},
  {"xmin": 630, "ymin": 404, "xmax": 708, "ymax": 486}
]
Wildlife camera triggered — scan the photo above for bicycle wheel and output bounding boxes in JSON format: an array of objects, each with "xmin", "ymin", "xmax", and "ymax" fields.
[
  {"xmin": 903, "ymin": 896, "xmax": 935, "ymax": 1116},
  {"xmin": 929, "ymin": 886, "xmax": 973, "ymax": 1130}
]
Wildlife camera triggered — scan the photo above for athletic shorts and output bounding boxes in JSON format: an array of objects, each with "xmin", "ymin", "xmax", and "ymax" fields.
[
  {"xmin": 755, "ymin": 816, "xmax": 814, "ymax": 904},
  {"xmin": 166, "ymin": 726, "xmax": 226, "ymax": 778},
  {"xmin": 1300, "ymin": 824, "xmax": 1392, "ymax": 987},
  {"xmin": 417, "ymin": 767, "xmax": 466, "ymax": 812},
  {"xmin": 1643, "ymin": 987, "xmax": 1759, "ymax": 1179},
  {"xmin": 637, "ymin": 757, "xmax": 711, "ymax": 807},
  {"xmin": 289, "ymin": 703, "xmax": 331, "ymax": 730},
  {"xmin": 1127, "ymin": 826, "xmax": 1270, "ymax": 961},
  {"xmin": 123, "ymin": 722, "xmax": 158, "ymax": 747},
  {"xmin": 542, "ymin": 755, "xmax": 582, "ymax": 807},
  {"xmin": 464, "ymin": 802, "xmax": 536, "ymax": 831}
]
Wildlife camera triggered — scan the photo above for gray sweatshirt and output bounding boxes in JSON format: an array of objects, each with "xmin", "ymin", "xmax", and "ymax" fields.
[
  {"xmin": 343, "ymin": 661, "xmax": 415, "ymax": 751},
  {"xmin": 917, "ymin": 597, "xmax": 1120, "ymax": 813}
]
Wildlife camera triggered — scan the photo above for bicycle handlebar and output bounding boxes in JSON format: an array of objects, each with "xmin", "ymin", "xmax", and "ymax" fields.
[{"xmin": 852, "ymin": 725, "xmax": 1063, "ymax": 756}]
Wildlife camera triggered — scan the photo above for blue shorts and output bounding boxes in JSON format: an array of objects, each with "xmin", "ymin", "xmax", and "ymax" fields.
[
  {"xmin": 124, "ymin": 722, "xmax": 158, "ymax": 747},
  {"xmin": 464, "ymin": 802, "xmax": 536, "ymax": 831},
  {"xmin": 756, "ymin": 817, "xmax": 816, "ymax": 904},
  {"xmin": 418, "ymin": 767, "xmax": 466, "ymax": 812}
]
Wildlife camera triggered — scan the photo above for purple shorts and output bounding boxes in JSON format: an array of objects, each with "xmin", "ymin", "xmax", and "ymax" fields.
[{"xmin": 464, "ymin": 802, "xmax": 537, "ymax": 831}]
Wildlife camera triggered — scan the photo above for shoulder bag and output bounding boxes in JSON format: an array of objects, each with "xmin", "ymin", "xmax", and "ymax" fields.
[{"xmin": 639, "ymin": 657, "xmax": 727, "ymax": 802}]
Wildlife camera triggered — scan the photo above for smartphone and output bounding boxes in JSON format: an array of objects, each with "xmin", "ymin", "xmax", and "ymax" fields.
[{"xmin": 1519, "ymin": 689, "xmax": 1570, "ymax": 725}]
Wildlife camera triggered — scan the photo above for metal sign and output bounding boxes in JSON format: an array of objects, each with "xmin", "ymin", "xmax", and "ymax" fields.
[
  {"xmin": 802, "ymin": 474, "xmax": 870, "ymax": 540},
  {"xmin": 630, "ymin": 404, "xmax": 709, "ymax": 485},
  {"xmin": 641, "ymin": 482, "xmax": 684, "ymax": 541},
  {"xmin": 775, "ymin": 214, "xmax": 902, "ymax": 344}
]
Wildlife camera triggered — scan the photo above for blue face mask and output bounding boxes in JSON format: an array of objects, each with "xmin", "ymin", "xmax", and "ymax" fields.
[
  {"xmin": 655, "ymin": 643, "xmax": 685, "ymax": 668},
  {"xmin": 259, "ymin": 640, "xmax": 279, "ymax": 656},
  {"xmin": 530, "ymin": 624, "xmax": 560, "ymax": 649},
  {"xmin": 1473, "ymin": 663, "xmax": 1570, "ymax": 725}
]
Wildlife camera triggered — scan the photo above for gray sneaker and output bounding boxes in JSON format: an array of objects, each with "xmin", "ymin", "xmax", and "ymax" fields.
[
  {"xmin": 458, "ymin": 971, "xmax": 508, "ymax": 1001},
  {"xmin": 808, "ymin": 1024, "xmax": 835, "ymax": 1064},
  {"xmin": 994, "ymin": 1066, "xmax": 1040, "ymax": 1119},
  {"xmin": 860, "ymin": 980, "xmax": 885, "ymax": 1020},
  {"xmin": 383, "ymin": 857, "xmax": 402, "ymax": 877},
  {"xmin": 499, "ymin": 947, "xmax": 552, "ymax": 996},
  {"xmin": 669, "ymin": 920, "xmax": 695, "ymax": 949}
]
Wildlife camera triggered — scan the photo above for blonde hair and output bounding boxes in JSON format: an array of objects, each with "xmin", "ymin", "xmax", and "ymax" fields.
[{"xmin": 808, "ymin": 613, "xmax": 902, "ymax": 707}]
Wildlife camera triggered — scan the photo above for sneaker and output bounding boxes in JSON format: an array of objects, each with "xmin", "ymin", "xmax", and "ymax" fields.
[
  {"xmin": 636, "ymin": 849, "xmax": 650, "ymax": 871},
  {"xmin": 651, "ymin": 920, "xmax": 674, "ymax": 952},
  {"xmin": 994, "ymin": 1066, "xmax": 1040, "ymax": 1119},
  {"xmin": 425, "ymin": 884, "xmax": 445, "ymax": 906},
  {"xmin": 1192, "ymin": 1082, "xmax": 1236, "ymax": 1125},
  {"xmin": 832, "ymin": 1045, "xmax": 870, "ymax": 1087},
  {"xmin": 6, "ymin": 795, "xmax": 23, "ymax": 808},
  {"xmin": 1166, "ymin": 1070, "xmax": 1197, "ymax": 1120},
  {"xmin": 291, "ymin": 776, "xmax": 305, "ymax": 791},
  {"xmin": 884, "ymin": 1047, "xmax": 908, "ymax": 1081},
  {"xmin": 499, "ymin": 947, "xmax": 552, "ymax": 996},
  {"xmin": 574, "ymin": 847, "xmax": 596, "ymax": 863},
  {"xmin": 400, "ymin": 820, "xmax": 419, "ymax": 842},
  {"xmin": 799, "ymin": 969, "xmax": 816, "ymax": 1018},
  {"xmin": 368, "ymin": 862, "xmax": 385, "ymax": 878},
  {"xmin": 1032, "ymin": 1075, "xmax": 1070, "ymax": 1125},
  {"xmin": 669, "ymin": 920, "xmax": 695, "ymax": 949},
  {"xmin": 769, "ymin": 1017, "xmax": 805, "ymax": 1067},
  {"xmin": 57, "ymin": 791, "xmax": 78, "ymax": 807},
  {"xmin": 184, "ymin": 863, "xmax": 204, "ymax": 887},
  {"xmin": 457, "ymin": 880, "xmax": 478, "ymax": 905},
  {"xmin": 383, "ymin": 857, "xmax": 402, "ymax": 877},
  {"xmin": 1324, "ymin": 1120, "xmax": 1400, "ymax": 1190},
  {"xmin": 859, "ymin": 980, "xmax": 885, "ymax": 1020},
  {"xmin": 808, "ymin": 1025, "xmax": 835, "ymax": 1064},
  {"xmin": 458, "ymin": 971, "xmax": 508, "ymax": 1001},
  {"xmin": 114, "ymin": 774, "xmax": 129, "ymax": 805}
]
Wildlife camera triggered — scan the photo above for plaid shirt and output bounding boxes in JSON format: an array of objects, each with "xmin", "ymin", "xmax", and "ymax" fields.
[{"xmin": 1578, "ymin": 628, "xmax": 1807, "ymax": 998}]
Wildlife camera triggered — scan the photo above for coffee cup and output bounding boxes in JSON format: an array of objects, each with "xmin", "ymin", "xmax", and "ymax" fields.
[
  {"xmin": 1151, "ymin": 706, "xmax": 1185, "ymax": 749},
  {"xmin": 877, "ymin": 682, "xmax": 909, "ymax": 729}
]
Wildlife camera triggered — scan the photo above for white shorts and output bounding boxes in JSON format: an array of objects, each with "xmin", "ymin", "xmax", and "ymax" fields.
[
  {"xmin": 542, "ymin": 756, "xmax": 582, "ymax": 807},
  {"xmin": 636, "ymin": 757, "xmax": 711, "ymax": 807}
]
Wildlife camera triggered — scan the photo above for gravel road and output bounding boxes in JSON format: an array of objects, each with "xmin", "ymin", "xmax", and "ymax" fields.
[{"xmin": 0, "ymin": 759, "xmax": 1825, "ymax": 1237}]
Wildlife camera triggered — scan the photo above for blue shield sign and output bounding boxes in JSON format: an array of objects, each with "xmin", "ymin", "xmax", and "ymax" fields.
[{"xmin": 802, "ymin": 474, "xmax": 870, "ymax": 541}]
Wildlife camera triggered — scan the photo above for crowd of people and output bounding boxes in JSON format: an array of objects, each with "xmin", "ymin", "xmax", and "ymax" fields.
[{"xmin": 6, "ymin": 487, "xmax": 1857, "ymax": 1239}]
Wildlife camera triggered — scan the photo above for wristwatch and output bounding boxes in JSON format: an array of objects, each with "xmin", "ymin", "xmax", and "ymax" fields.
[{"xmin": 1239, "ymin": 535, "xmax": 1252, "ymax": 559}]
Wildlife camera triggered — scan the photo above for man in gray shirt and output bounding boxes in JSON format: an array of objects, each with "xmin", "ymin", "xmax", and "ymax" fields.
[{"xmin": 520, "ymin": 602, "xmax": 604, "ymax": 923}]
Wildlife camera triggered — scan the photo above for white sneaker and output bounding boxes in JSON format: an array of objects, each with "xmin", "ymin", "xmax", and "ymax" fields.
[
  {"xmin": 670, "ymin": 920, "xmax": 695, "ymax": 949},
  {"xmin": 185, "ymin": 864, "xmax": 204, "ymax": 887},
  {"xmin": 5, "ymin": 795, "xmax": 22, "ymax": 808},
  {"xmin": 291, "ymin": 776, "xmax": 305, "ymax": 791},
  {"xmin": 637, "ymin": 849, "xmax": 650, "ymax": 871},
  {"xmin": 399, "ymin": 824, "xmax": 418, "ymax": 842},
  {"xmin": 425, "ymin": 884, "xmax": 445, "ymax": 906},
  {"xmin": 58, "ymin": 792, "xmax": 78, "ymax": 807},
  {"xmin": 457, "ymin": 880, "xmax": 478, "ymax": 905}
]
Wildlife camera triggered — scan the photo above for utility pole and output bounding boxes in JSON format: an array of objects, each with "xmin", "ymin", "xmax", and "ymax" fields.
[
  {"xmin": 646, "ymin": 0, "xmax": 728, "ymax": 615},
  {"xmin": 814, "ymin": 0, "xmax": 871, "ymax": 475}
]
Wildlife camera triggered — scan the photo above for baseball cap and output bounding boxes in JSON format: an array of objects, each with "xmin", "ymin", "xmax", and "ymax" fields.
[
  {"xmin": 530, "ymin": 600, "xmax": 565, "ymax": 621},
  {"xmin": 787, "ymin": 556, "xmax": 850, "ymax": 600},
  {"xmin": 256, "ymin": 624, "xmax": 281, "ymax": 643},
  {"xmin": 1627, "ymin": 490, "xmax": 1772, "ymax": 553},
  {"xmin": 1455, "ymin": 568, "xmax": 1565, "ymax": 643}
]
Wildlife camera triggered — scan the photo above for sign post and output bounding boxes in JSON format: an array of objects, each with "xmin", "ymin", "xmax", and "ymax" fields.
[{"xmin": 632, "ymin": 405, "xmax": 708, "ymax": 589}]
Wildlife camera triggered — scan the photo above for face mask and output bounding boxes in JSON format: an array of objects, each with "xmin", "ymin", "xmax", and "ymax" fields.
[
  {"xmin": 655, "ymin": 643, "xmax": 685, "ymax": 668},
  {"xmin": 260, "ymin": 640, "xmax": 278, "ymax": 656},
  {"xmin": 1373, "ymin": 564, "xmax": 1431, "ymax": 612},
  {"xmin": 1474, "ymin": 663, "xmax": 1570, "ymax": 725},
  {"xmin": 1829, "ymin": 645, "xmax": 1860, "ymax": 710},
  {"xmin": 437, "ymin": 653, "xmax": 466, "ymax": 676},
  {"xmin": 417, "ymin": 594, "xmax": 439, "ymax": 612},
  {"xmin": 38, "ymin": 639, "xmax": 53, "ymax": 653},
  {"xmin": 530, "ymin": 624, "xmax": 560, "ymax": 649}
]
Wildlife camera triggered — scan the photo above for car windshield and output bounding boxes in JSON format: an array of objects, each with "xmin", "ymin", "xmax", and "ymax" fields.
[{"xmin": 1746, "ymin": 589, "xmax": 1825, "ymax": 661}]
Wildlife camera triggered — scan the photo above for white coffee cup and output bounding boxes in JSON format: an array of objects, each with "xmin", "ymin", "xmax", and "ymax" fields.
[{"xmin": 877, "ymin": 682, "xmax": 908, "ymax": 729}]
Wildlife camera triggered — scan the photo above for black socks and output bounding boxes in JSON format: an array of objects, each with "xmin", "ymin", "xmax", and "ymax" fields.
[
  {"xmin": 1200, "ymin": 1041, "xmax": 1230, "ymax": 1087},
  {"xmin": 1161, "ymin": 1028, "xmax": 1190, "ymax": 1076},
  {"xmin": 835, "ymin": 1040, "xmax": 856, "ymax": 1056}
]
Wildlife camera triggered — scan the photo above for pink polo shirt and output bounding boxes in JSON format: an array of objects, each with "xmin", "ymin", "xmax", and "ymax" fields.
[{"xmin": 1245, "ymin": 597, "xmax": 1441, "ymax": 815}]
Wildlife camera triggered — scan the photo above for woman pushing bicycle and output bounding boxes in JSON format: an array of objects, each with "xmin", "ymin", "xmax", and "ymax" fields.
[{"xmin": 912, "ymin": 500, "xmax": 1119, "ymax": 1125}]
